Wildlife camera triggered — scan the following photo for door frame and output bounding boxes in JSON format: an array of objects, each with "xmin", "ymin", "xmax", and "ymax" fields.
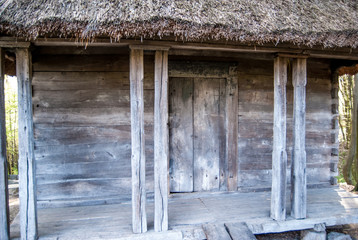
[{"xmin": 168, "ymin": 61, "xmax": 239, "ymax": 191}]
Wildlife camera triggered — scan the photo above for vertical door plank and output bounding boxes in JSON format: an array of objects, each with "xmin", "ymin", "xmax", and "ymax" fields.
[
  {"xmin": 271, "ymin": 56, "xmax": 288, "ymax": 221},
  {"xmin": 219, "ymin": 79, "xmax": 227, "ymax": 191},
  {"xmin": 291, "ymin": 58, "xmax": 307, "ymax": 219},
  {"xmin": 154, "ymin": 50, "xmax": 169, "ymax": 232},
  {"xmin": 17, "ymin": 48, "xmax": 38, "ymax": 239},
  {"xmin": 193, "ymin": 78, "xmax": 221, "ymax": 191},
  {"xmin": 130, "ymin": 48, "xmax": 147, "ymax": 233},
  {"xmin": 0, "ymin": 48, "xmax": 9, "ymax": 240},
  {"xmin": 226, "ymin": 67, "xmax": 239, "ymax": 191},
  {"xmin": 169, "ymin": 78, "xmax": 194, "ymax": 192}
]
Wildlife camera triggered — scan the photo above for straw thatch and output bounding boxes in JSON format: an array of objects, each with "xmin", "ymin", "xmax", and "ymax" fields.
[{"xmin": 0, "ymin": 0, "xmax": 357, "ymax": 48}]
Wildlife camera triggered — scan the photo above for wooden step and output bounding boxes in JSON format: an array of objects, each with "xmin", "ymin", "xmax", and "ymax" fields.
[
  {"xmin": 225, "ymin": 222, "xmax": 257, "ymax": 240},
  {"xmin": 202, "ymin": 223, "xmax": 232, "ymax": 240},
  {"xmin": 202, "ymin": 222, "xmax": 257, "ymax": 240}
]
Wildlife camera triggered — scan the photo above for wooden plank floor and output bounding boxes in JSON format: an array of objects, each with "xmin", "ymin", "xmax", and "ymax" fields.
[{"xmin": 10, "ymin": 187, "xmax": 358, "ymax": 239}]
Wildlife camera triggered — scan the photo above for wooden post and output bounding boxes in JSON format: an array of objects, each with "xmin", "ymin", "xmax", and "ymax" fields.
[
  {"xmin": 0, "ymin": 48, "xmax": 10, "ymax": 240},
  {"xmin": 130, "ymin": 47, "xmax": 147, "ymax": 233},
  {"xmin": 154, "ymin": 50, "xmax": 169, "ymax": 232},
  {"xmin": 16, "ymin": 48, "xmax": 38, "ymax": 239},
  {"xmin": 291, "ymin": 58, "xmax": 307, "ymax": 219},
  {"xmin": 271, "ymin": 56, "xmax": 288, "ymax": 221}
]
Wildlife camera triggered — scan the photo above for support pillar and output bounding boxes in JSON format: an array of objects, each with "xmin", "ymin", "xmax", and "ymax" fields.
[
  {"xmin": 0, "ymin": 48, "xmax": 10, "ymax": 240},
  {"xmin": 130, "ymin": 47, "xmax": 147, "ymax": 233},
  {"xmin": 291, "ymin": 58, "xmax": 307, "ymax": 219},
  {"xmin": 154, "ymin": 50, "xmax": 169, "ymax": 232},
  {"xmin": 16, "ymin": 48, "xmax": 38, "ymax": 239},
  {"xmin": 271, "ymin": 56, "xmax": 288, "ymax": 221}
]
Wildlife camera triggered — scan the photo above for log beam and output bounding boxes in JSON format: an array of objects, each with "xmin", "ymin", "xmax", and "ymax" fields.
[
  {"xmin": 16, "ymin": 48, "xmax": 38, "ymax": 239},
  {"xmin": 130, "ymin": 47, "xmax": 147, "ymax": 233},
  {"xmin": 0, "ymin": 48, "xmax": 9, "ymax": 240},
  {"xmin": 271, "ymin": 56, "xmax": 288, "ymax": 221},
  {"xmin": 154, "ymin": 50, "xmax": 169, "ymax": 232},
  {"xmin": 291, "ymin": 58, "xmax": 307, "ymax": 219}
]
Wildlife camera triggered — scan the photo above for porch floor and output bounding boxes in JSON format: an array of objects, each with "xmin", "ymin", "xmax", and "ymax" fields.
[{"xmin": 10, "ymin": 187, "xmax": 358, "ymax": 239}]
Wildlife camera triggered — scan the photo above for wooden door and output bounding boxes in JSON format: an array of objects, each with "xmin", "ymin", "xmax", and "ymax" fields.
[
  {"xmin": 169, "ymin": 61, "xmax": 238, "ymax": 193},
  {"xmin": 193, "ymin": 78, "xmax": 224, "ymax": 191},
  {"xmin": 169, "ymin": 78, "xmax": 194, "ymax": 192}
]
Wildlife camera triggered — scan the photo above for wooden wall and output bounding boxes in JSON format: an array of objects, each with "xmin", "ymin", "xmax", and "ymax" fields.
[
  {"xmin": 32, "ymin": 47, "xmax": 155, "ymax": 206},
  {"xmin": 32, "ymin": 46, "xmax": 335, "ymax": 206},
  {"xmin": 237, "ymin": 58, "xmax": 334, "ymax": 191}
]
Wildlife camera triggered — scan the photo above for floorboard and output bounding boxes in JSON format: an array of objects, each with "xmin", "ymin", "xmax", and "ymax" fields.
[{"xmin": 10, "ymin": 187, "xmax": 358, "ymax": 239}]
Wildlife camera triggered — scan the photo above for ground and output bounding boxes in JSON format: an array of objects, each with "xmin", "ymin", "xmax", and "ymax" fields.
[{"xmin": 9, "ymin": 194, "xmax": 19, "ymax": 224}]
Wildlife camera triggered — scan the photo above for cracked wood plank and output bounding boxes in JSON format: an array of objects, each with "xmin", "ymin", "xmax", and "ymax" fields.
[
  {"xmin": 154, "ymin": 50, "xmax": 169, "ymax": 232},
  {"xmin": 17, "ymin": 48, "xmax": 38, "ymax": 239},
  {"xmin": 271, "ymin": 56, "xmax": 288, "ymax": 221},
  {"xmin": 291, "ymin": 58, "xmax": 307, "ymax": 219},
  {"xmin": 130, "ymin": 47, "xmax": 147, "ymax": 233}
]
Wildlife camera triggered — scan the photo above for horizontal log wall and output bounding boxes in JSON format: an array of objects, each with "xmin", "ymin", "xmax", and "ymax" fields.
[
  {"xmin": 32, "ymin": 47, "xmax": 155, "ymax": 205},
  {"xmin": 238, "ymin": 58, "xmax": 333, "ymax": 191},
  {"xmin": 32, "ymin": 47, "xmax": 334, "ymax": 205}
]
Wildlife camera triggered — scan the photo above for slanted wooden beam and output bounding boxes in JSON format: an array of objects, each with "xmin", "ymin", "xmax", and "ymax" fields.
[
  {"xmin": 0, "ymin": 48, "xmax": 10, "ymax": 240},
  {"xmin": 154, "ymin": 50, "xmax": 169, "ymax": 232},
  {"xmin": 271, "ymin": 56, "xmax": 288, "ymax": 221},
  {"xmin": 291, "ymin": 58, "xmax": 307, "ymax": 219},
  {"xmin": 16, "ymin": 48, "xmax": 38, "ymax": 239},
  {"xmin": 130, "ymin": 47, "xmax": 147, "ymax": 233}
]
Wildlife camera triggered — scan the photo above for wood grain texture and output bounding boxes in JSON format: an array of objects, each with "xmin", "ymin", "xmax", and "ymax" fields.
[
  {"xmin": 226, "ymin": 66, "xmax": 238, "ymax": 191},
  {"xmin": 291, "ymin": 58, "xmax": 307, "ymax": 219},
  {"xmin": 169, "ymin": 61, "xmax": 231, "ymax": 78},
  {"xmin": 154, "ymin": 50, "xmax": 169, "ymax": 232},
  {"xmin": 271, "ymin": 56, "xmax": 288, "ymax": 221},
  {"xmin": 10, "ymin": 188, "xmax": 358, "ymax": 238},
  {"xmin": 169, "ymin": 78, "xmax": 194, "ymax": 192},
  {"xmin": 130, "ymin": 48, "xmax": 147, "ymax": 233},
  {"xmin": 202, "ymin": 223, "xmax": 232, "ymax": 240},
  {"xmin": 16, "ymin": 48, "xmax": 38, "ymax": 240},
  {"xmin": 169, "ymin": 62, "xmax": 237, "ymax": 193},
  {"xmin": 0, "ymin": 48, "xmax": 9, "ymax": 240},
  {"xmin": 193, "ymin": 78, "xmax": 221, "ymax": 191},
  {"xmin": 225, "ymin": 222, "xmax": 257, "ymax": 240}
]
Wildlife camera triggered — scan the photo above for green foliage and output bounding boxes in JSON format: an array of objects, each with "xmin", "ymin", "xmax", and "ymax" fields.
[
  {"xmin": 4, "ymin": 75, "xmax": 18, "ymax": 175},
  {"xmin": 338, "ymin": 75, "xmax": 354, "ymax": 148}
]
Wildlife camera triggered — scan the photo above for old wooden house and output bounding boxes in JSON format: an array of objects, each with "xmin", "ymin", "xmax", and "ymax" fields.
[{"xmin": 1, "ymin": 1, "xmax": 358, "ymax": 239}]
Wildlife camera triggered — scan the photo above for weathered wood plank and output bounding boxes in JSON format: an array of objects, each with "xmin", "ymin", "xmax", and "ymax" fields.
[
  {"xmin": 225, "ymin": 222, "xmax": 257, "ymax": 240},
  {"xmin": 36, "ymin": 178, "xmax": 153, "ymax": 201},
  {"xmin": 33, "ymin": 107, "xmax": 154, "ymax": 126},
  {"xmin": 219, "ymin": 78, "xmax": 227, "ymax": 191},
  {"xmin": 33, "ymin": 55, "xmax": 129, "ymax": 72},
  {"xmin": 291, "ymin": 58, "xmax": 307, "ymax": 219},
  {"xmin": 154, "ymin": 50, "xmax": 169, "ymax": 232},
  {"xmin": 193, "ymin": 78, "xmax": 221, "ymax": 191},
  {"xmin": 130, "ymin": 48, "xmax": 147, "ymax": 233},
  {"xmin": 16, "ymin": 48, "xmax": 38, "ymax": 239},
  {"xmin": 169, "ymin": 78, "xmax": 194, "ymax": 192},
  {"xmin": 32, "ymin": 71, "xmax": 155, "ymax": 91},
  {"xmin": 226, "ymin": 66, "xmax": 239, "ymax": 191},
  {"xmin": 271, "ymin": 56, "xmax": 288, "ymax": 221},
  {"xmin": 33, "ymin": 89, "xmax": 154, "ymax": 109},
  {"xmin": 202, "ymin": 223, "xmax": 232, "ymax": 240},
  {"xmin": 0, "ymin": 48, "xmax": 9, "ymax": 240},
  {"xmin": 169, "ymin": 61, "xmax": 231, "ymax": 78}
]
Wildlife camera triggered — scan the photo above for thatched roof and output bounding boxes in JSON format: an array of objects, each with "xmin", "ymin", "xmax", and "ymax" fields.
[{"xmin": 0, "ymin": 0, "xmax": 358, "ymax": 48}]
